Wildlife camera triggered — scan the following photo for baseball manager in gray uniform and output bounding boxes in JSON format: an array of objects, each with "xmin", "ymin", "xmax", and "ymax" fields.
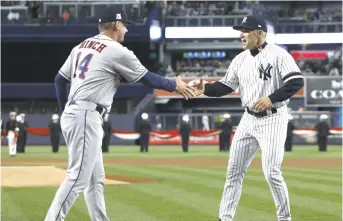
[{"xmin": 45, "ymin": 8, "xmax": 194, "ymax": 221}]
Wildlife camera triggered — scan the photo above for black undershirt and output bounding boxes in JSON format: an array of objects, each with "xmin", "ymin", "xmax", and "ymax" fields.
[{"xmin": 203, "ymin": 78, "xmax": 304, "ymax": 103}]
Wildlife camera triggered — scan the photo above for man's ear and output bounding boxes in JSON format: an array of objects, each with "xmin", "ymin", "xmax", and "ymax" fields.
[{"xmin": 112, "ymin": 21, "xmax": 120, "ymax": 31}]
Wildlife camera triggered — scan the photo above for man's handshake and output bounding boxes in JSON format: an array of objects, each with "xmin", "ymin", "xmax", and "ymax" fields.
[{"xmin": 174, "ymin": 76, "xmax": 205, "ymax": 100}]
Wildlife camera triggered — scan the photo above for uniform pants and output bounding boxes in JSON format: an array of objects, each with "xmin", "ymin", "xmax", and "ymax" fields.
[
  {"xmin": 140, "ymin": 134, "xmax": 149, "ymax": 152},
  {"xmin": 220, "ymin": 133, "xmax": 231, "ymax": 152},
  {"xmin": 45, "ymin": 101, "xmax": 110, "ymax": 221},
  {"xmin": 284, "ymin": 136, "xmax": 293, "ymax": 152},
  {"xmin": 102, "ymin": 135, "xmax": 110, "ymax": 153},
  {"xmin": 51, "ymin": 135, "xmax": 60, "ymax": 153},
  {"xmin": 317, "ymin": 136, "xmax": 328, "ymax": 152},
  {"xmin": 7, "ymin": 131, "xmax": 17, "ymax": 156},
  {"xmin": 219, "ymin": 106, "xmax": 291, "ymax": 221},
  {"xmin": 181, "ymin": 135, "xmax": 189, "ymax": 152}
]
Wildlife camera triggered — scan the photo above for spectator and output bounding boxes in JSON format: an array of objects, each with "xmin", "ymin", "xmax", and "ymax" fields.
[
  {"xmin": 26, "ymin": 1, "xmax": 41, "ymax": 23},
  {"xmin": 61, "ymin": 9, "xmax": 70, "ymax": 24},
  {"xmin": 60, "ymin": 9, "xmax": 76, "ymax": 25},
  {"xmin": 329, "ymin": 66, "xmax": 340, "ymax": 76}
]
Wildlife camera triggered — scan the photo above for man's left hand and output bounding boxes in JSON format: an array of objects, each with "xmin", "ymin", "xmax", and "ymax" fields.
[{"xmin": 253, "ymin": 97, "xmax": 272, "ymax": 112}]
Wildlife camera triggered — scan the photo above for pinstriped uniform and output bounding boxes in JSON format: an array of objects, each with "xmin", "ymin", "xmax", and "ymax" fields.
[{"xmin": 218, "ymin": 43, "xmax": 303, "ymax": 221}]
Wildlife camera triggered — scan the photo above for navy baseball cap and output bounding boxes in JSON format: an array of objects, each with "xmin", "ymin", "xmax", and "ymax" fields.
[
  {"xmin": 233, "ymin": 15, "xmax": 267, "ymax": 32},
  {"xmin": 98, "ymin": 7, "xmax": 135, "ymax": 25}
]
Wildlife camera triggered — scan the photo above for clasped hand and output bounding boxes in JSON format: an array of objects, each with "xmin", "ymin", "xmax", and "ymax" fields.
[
  {"xmin": 175, "ymin": 77, "xmax": 273, "ymax": 112},
  {"xmin": 175, "ymin": 76, "xmax": 195, "ymax": 100},
  {"xmin": 175, "ymin": 77, "xmax": 206, "ymax": 99}
]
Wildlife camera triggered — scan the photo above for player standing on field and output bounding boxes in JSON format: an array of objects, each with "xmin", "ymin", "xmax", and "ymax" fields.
[
  {"xmin": 44, "ymin": 8, "xmax": 194, "ymax": 221},
  {"xmin": 192, "ymin": 15, "xmax": 304, "ymax": 221}
]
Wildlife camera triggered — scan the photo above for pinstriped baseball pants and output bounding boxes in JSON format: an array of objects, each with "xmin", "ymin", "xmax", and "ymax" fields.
[{"xmin": 219, "ymin": 106, "xmax": 291, "ymax": 221}]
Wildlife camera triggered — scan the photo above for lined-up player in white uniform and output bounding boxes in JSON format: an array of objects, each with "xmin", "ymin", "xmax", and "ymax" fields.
[
  {"xmin": 44, "ymin": 8, "xmax": 194, "ymax": 221},
  {"xmin": 192, "ymin": 16, "xmax": 304, "ymax": 221}
]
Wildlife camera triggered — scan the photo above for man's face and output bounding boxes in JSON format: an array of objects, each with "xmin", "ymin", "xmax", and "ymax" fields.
[{"xmin": 240, "ymin": 29, "xmax": 259, "ymax": 50}]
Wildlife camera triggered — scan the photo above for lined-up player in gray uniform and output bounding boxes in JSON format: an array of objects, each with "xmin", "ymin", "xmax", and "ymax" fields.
[
  {"xmin": 44, "ymin": 8, "xmax": 194, "ymax": 221},
  {"xmin": 192, "ymin": 16, "xmax": 304, "ymax": 221}
]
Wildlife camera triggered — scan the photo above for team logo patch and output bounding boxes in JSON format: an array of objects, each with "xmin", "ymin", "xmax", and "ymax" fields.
[
  {"xmin": 258, "ymin": 63, "xmax": 273, "ymax": 80},
  {"xmin": 116, "ymin": 13, "xmax": 122, "ymax": 20}
]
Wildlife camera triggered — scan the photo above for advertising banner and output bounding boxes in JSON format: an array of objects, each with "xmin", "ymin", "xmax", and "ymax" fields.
[{"xmin": 305, "ymin": 77, "xmax": 342, "ymax": 107}]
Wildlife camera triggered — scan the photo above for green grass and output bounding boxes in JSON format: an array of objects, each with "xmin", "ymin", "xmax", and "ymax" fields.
[{"xmin": 1, "ymin": 145, "xmax": 342, "ymax": 221}]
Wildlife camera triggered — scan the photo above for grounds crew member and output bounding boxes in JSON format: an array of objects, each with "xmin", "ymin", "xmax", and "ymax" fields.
[
  {"xmin": 102, "ymin": 114, "xmax": 112, "ymax": 153},
  {"xmin": 315, "ymin": 114, "xmax": 330, "ymax": 152},
  {"xmin": 16, "ymin": 115, "xmax": 25, "ymax": 153},
  {"xmin": 139, "ymin": 113, "xmax": 151, "ymax": 152},
  {"xmin": 179, "ymin": 115, "xmax": 191, "ymax": 152},
  {"xmin": 49, "ymin": 114, "xmax": 61, "ymax": 153},
  {"xmin": 285, "ymin": 114, "xmax": 295, "ymax": 152},
  {"xmin": 20, "ymin": 113, "xmax": 28, "ymax": 152},
  {"xmin": 6, "ymin": 112, "xmax": 19, "ymax": 157},
  {"xmin": 219, "ymin": 113, "xmax": 232, "ymax": 152}
]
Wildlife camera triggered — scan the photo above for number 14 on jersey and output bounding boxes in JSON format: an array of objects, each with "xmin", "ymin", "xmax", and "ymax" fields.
[{"xmin": 74, "ymin": 52, "xmax": 93, "ymax": 80}]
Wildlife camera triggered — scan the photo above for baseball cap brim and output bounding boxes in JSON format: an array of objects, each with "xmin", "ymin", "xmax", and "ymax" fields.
[
  {"xmin": 118, "ymin": 19, "xmax": 136, "ymax": 25},
  {"xmin": 99, "ymin": 19, "xmax": 136, "ymax": 25},
  {"xmin": 233, "ymin": 25, "xmax": 255, "ymax": 31}
]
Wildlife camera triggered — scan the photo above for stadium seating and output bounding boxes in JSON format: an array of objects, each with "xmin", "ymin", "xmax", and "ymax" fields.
[
  {"xmin": 167, "ymin": 46, "xmax": 342, "ymax": 78},
  {"xmin": 164, "ymin": 1, "xmax": 342, "ymax": 33}
]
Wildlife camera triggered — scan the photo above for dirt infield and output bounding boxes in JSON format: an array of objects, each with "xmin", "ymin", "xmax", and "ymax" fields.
[
  {"xmin": 1, "ymin": 166, "xmax": 130, "ymax": 187},
  {"xmin": 1, "ymin": 157, "xmax": 341, "ymax": 168}
]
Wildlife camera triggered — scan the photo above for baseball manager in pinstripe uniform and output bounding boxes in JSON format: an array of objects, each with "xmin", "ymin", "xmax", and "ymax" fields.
[{"xmin": 192, "ymin": 15, "xmax": 304, "ymax": 221}]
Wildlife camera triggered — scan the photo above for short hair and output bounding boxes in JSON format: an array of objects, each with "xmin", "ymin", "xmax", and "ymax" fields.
[{"xmin": 98, "ymin": 22, "xmax": 113, "ymax": 32}]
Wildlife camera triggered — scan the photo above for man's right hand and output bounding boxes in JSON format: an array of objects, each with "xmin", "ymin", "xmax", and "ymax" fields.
[
  {"xmin": 192, "ymin": 78, "xmax": 205, "ymax": 96},
  {"xmin": 175, "ymin": 76, "xmax": 195, "ymax": 100}
]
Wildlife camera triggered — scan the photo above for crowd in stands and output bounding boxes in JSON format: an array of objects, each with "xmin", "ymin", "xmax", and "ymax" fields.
[
  {"xmin": 2, "ymin": 1, "xmax": 341, "ymax": 26},
  {"xmin": 297, "ymin": 49, "xmax": 342, "ymax": 76},
  {"xmin": 165, "ymin": 1, "xmax": 342, "ymax": 23},
  {"xmin": 167, "ymin": 47, "xmax": 342, "ymax": 78},
  {"xmin": 167, "ymin": 59, "xmax": 231, "ymax": 78},
  {"xmin": 166, "ymin": 1, "xmax": 243, "ymax": 16},
  {"xmin": 1, "ymin": 0, "xmax": 152, "ymax": 25}
]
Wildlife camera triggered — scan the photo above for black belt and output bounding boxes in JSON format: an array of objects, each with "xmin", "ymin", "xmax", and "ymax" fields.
[
  {"xmin": 95, "ymin": 106, "xmax": 106, "ymax": 117},
  {"xmin": 69, "ymin": 100, "xmax": 106, "ymax": 117},
  {"xmin": 246, "ymin": 107, "xmax": 277, "ymax": 118}
]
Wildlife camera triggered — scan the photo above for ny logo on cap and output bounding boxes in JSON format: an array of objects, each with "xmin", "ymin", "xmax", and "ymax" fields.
[
  {"xmin": 242, "ymin": 17, "xmax": 247, "ymax": 23},
  {"xmin": 116, "ymin": 13, "xmax": 122, "ymax": 20}
]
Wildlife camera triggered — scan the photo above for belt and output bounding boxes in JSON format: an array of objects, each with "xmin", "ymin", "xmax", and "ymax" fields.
[
  {"xmin": 246, "ymin": 107, "xmax": 277, "ymax": 118},
  {"xmin": 69, "ymin": 100, "xmax": 106, "ymax": 117}
]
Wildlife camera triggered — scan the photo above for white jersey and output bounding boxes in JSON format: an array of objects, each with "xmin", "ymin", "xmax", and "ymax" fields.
[
  {"xmin": 220, "ymin": 43, "xmax": 302, "ymax": 108},
  {"xmin": 58, "ymin": 34, "xmax": 148, "ymax": 111}
]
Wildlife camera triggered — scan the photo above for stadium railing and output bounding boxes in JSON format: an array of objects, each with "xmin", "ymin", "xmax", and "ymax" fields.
[
  {"xmin": 164, "ymin": 15, "xmax": 246, "ymax": 27},
  {"xmin": 164, "ymin": 15, "xmax": 342, "ymax": 33},
  {"xmin": 277, "ymin": 22, "xmax": 342, "ymax": 33}
]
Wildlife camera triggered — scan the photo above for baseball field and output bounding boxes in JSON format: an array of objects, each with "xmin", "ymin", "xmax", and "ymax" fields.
[{"xmin": 1, "ymin": 145, "xmax": 342, "ymax": 221}]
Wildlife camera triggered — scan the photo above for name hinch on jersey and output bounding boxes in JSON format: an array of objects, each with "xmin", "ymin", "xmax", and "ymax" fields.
[{"xmin": 79, "ymin": 40, "xmax": 107, "ymax": 53}]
